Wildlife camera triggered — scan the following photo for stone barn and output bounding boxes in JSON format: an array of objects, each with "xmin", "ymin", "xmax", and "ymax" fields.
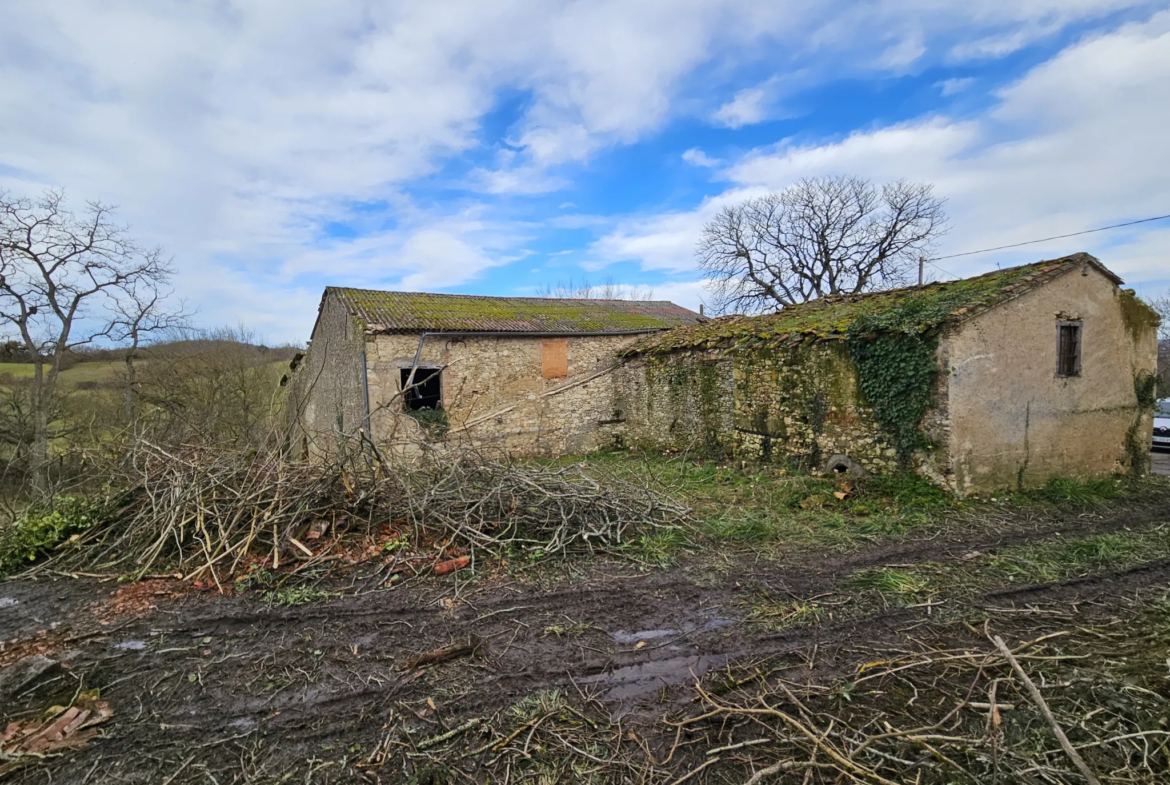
[
  {"xmin": 610, "ymin": 253, "xmax": 1160, "ymax": 494},
  {"xmin": 284, "ymin": 289, "xmax": 702, "ymax": 458}
]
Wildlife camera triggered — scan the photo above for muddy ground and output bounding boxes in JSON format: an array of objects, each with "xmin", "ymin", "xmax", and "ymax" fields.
[{"xmin": 3, "ymin": 495, "xmax": 1170, "ymax": 784}]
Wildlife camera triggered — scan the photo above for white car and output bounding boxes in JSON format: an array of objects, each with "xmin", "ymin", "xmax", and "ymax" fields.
[{"xmin": 1154, "ymin": 399, "xmax": 1170, "ymax": 452}]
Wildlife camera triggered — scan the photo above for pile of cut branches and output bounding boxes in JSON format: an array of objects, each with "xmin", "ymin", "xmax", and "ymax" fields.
[
  {"xmin": 397, "ymin": 456, "xmax": 689, "ymax": 557},
  {"xmin": 15, "ymin": 443, "xmax": 688, "ymax": 578}
]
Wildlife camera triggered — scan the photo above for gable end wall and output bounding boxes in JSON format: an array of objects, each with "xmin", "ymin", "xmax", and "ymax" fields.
[
  {"xmin": 284, "ymin": 294, "xmax": 367, "ymax": 458},
  {"xmin": 942, "ymin": 266, "xmax": 1158, "ymax": 494}
]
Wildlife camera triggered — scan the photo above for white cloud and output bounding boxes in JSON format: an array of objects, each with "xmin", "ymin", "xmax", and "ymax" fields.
[
  {"xmin": 1, "ymin": 0, "xmax": 1164, "ymax": 339},
  {"xmin": 593, "ymin": 10, "xmax": 1170, "ymax": 288},
  {"xmin": 647, "ymin": 279, "xmax": 714, "ymax": 313},
  {"xmin": 682, "ymin": 148, "xmax": 721, "ymax": 167},
  {"xmin": 713, "ymin": 86, "xmax": 769, "ymax": 128},
  {"xmin": 937, "ymin": 77, "xmax": 976, "ymax": 95},
  {"xmin": 591, "ymin": 187, "xmax": 763, "ymax": 273},
  {"xmin": 875, "ymin": 31, "xmax": 927, "ymax": 71}
]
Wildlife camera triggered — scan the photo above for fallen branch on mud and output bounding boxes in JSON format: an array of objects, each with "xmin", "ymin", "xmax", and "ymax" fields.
[
  {"xmin": 993, "ymin": 634, "xmax": 1102, "ymax": 785},
  {"xmin": 399, "ymin": 637, "xmax": 483, "ymax": 671},
  {"xmin": 364, "ymin": 612, "xmax": 1170, "ymax": 785}
]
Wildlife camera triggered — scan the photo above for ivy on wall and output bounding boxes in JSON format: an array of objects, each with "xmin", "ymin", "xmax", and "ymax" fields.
[
  {"xmin": 847, "ymin": 328, "xmax": 938, "ymax": 464},
  {"xmin": 844, "ymin": 283, "xmax": 1010, "ymax": 465},
  {"xmin": 1134, "ymin": 370, "xmax": 1159, "ymax": 411}
]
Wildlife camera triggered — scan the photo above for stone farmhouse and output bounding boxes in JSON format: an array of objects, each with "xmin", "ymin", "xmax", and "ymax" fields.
[
  {"xmin": 283, "ymin": 289, "xmax": 702, "ymax": 458},
  {"xmin": 285, "ymin": 253, "xmax": 1160, "ymax": 495},
  {"xmin": 612, "ymin": 253, "xmax": 1160, "ymax": 494}
]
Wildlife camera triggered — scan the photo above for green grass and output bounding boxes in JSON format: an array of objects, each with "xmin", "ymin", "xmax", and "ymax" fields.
[
  {"xmin": 836, "ymin": 527, "xmax": 1170, "ymax": 613},
  {"xmin": 851, "ymin": 567, "xmax": 929, "ymax": 598},
  {"xmin": 541, "ymin": 620, "xmax": 596, "ymax": 638},
  {"xmin": 627, "ymin": 526, "xmax": 688, "ymax": 567},
  {"xmin": 562, "ymin": 452, "xmax": 1168, "ymax": 568},
  {"xmin": 0, "ymin": 360, "xmax": 127, "ymax": 390},
  {"xmin": 0, "ymin": 359, "xmax": 288, "ymax": 391},
  {"xmin": 1014, "ymin": 476, "xmax": 1126, "ymax": 506},
  {"xmin": 749, "ymin": 596, "xmax": 826, "ymax": 629},
  {"xmin": 989, "ymin": 530, "xmax": 1164, "ymax": 584}
]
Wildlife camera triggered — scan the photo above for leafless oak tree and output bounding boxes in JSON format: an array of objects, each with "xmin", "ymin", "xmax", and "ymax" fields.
[
  {"xmin": 697, "ymin": 176, "xmax": 948, "ymax": 314},
  {"xmin": 0, "ymin": 189, "xmax": 175, "ymax": 489}
]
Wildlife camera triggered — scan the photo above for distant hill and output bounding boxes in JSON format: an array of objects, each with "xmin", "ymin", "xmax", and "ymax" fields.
[{"xmin": 0, "ymin": 337, "xmax": 301, "ymax": 370}]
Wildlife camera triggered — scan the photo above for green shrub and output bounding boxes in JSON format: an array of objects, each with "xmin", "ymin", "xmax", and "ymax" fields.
[
  {"xmin": 0, "ymin": 496, "xmax": 109, "ymax": 576},
  {"xmin": 406, "ymin": 407, "xmax": 449, "ymax": 440}
]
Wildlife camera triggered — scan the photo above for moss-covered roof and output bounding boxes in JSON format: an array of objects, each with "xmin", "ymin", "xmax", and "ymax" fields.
[
  {"xmin": 327, "ymin": 288, "xmax": 703, "ymax": 334},
  {"xmin": 624, "ymin": 253, "xmax": 1122, "ymax": 356}
]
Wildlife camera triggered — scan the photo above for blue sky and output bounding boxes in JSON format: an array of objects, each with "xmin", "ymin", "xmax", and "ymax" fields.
[{"xmin": 2, "ymin": 1, "xmax": 1168, "ymax": 343}]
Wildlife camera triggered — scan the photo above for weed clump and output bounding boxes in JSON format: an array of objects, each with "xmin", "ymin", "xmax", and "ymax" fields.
[
  {"xmin": 851, "ymin": 567, "xmax": 929, "ymax": 598},
  {"xmin": 1019, "ymin": 476, "xmax": 1124, "ymax": 506},
  {"xmin": 0, "ymin": 496, "xmax": 111, "ymax": 576}
]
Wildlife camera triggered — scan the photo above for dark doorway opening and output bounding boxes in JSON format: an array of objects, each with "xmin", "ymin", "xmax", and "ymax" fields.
[{"xmin": 401, "ymin": 367, "xmax": 442, "ymax": 410}]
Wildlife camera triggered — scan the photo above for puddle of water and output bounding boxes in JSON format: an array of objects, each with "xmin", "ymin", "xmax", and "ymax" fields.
[
  {"xmin": 584, "ymin": 616, "xmax": 740, "ymax": 710},
  {"xmin": 579, "ymin": 654, "xmax": 732, "ymax": 702},
  {"xmin": 610, "ymin": 618, "xmax": 735, "ymax": 646},
  {"xmin": 115, "ymin": 640, "xmax": 147, "ymax": 651},
  {"xmin": 611, "ymin": 628, "xmax": 677, "ymax": 644},
  {"xmin": 0, "ymin": 597, "xmax": 17, "ymax": 609}
]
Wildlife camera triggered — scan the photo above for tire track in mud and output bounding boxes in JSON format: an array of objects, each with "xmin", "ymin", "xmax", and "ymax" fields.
[{"xmin": 3, "ymin": 500, "xmax": 1169, "ymax": 781}]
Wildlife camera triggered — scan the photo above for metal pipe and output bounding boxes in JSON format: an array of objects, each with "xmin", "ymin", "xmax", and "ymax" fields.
[{"xmin": 359, "ymin": 348, "xmax": 372, "ymax": 433}]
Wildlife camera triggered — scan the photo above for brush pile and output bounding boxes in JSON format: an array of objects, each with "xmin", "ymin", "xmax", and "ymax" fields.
[{"xmin": 23, "ymin": 442, "xmax": 689, "ymax": 577}]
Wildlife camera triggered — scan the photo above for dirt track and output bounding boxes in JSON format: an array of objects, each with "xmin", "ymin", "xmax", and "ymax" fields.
[{"xmin": 3, "ymin": 497, "xmax": 1170, "ymax": 783}]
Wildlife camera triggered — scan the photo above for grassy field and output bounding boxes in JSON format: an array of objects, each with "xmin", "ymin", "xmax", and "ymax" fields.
[
  {"xmin": 562, "ymin": 452, "xmax": 1148, "ymax": 570},
  {"xmin": 0, "ymin": 361, "xmax": 128, "ymax": 389},
  {"xmin": 0, "ymin": 359, "xmax": 289, "ymax": 391}
]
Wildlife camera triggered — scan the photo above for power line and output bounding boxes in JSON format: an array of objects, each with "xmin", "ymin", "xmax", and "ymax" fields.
[{"xmin": 929, "ymin": 213, "xmax": 1170, "ymax": 262}]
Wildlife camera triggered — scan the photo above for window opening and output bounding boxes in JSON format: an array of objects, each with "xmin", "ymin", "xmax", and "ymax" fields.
[
  {"xmin": 1056, "ymin": 322, "xmax": 1081, "ymax": 377},
  {"xmin": 401, "ymin": 367, "xmax": 442, "ymax": 410}
]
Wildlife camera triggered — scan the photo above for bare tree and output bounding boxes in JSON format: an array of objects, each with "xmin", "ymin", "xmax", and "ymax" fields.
[
  {"xmin": 0, "ymin": 189, "xmax": 173, "ymax": 489},
  {"xmin": 1150, "ymin": 291, "xmax": 1169, "ymax": 341},
  {"xmin": 536, "ymin": 275, "xmax": 655, "ymax": 301},
  {"xmin": 1150, "ymin": 290, "xmax": 1169, "ymax": 393},
  {"xmin": 697, "ymin": 176, "xmax": 948, "ymax": 314},
  {"xmin": 109, "ymin": 280, "xmax": 190, "ymax": 431}
]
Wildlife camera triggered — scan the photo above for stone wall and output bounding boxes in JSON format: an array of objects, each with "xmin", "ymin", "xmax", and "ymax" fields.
[
  {"xmin": 363, "ymin": 331, "xmax": 643, "ymax": 456},
  {"xmin": 613, "ymin": 340, "xmax": 940, "ymax": 476},
  {"xmin": 610, "ymin": 351, "xmax": 736, "ymax": 456},
  {"xmin": 942, "ymin": 265, "xmax": 1159, "ymax": 493},
  {"xmin": 283, "ymin": 294, "xmax": 367, "ymax": 458}
]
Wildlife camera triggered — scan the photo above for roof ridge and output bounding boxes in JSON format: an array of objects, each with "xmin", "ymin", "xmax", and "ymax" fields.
[
  {"xmin": 326, "ymin": 286, "xmax": 680, "ymax": 307},
  {"xmin": 324, "ymin": 287, "xmax": 702, "ymax": 334},
  {"xmin": 622, "ymin": 252, "xmax": 1121, "ymax": 357}
]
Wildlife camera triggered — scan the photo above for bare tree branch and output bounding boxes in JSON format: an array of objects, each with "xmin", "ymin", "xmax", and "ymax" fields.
[
  {"xmin": 536, "ymin": 275, "xmax": 655, "ymax": 301},
  {"xmin": 0, "ymin": 188, "xmax": 175, "ymax": 490},
  {"xmin": 697, "ymin": 176, "xmax": 948, "ymax": 314}
]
